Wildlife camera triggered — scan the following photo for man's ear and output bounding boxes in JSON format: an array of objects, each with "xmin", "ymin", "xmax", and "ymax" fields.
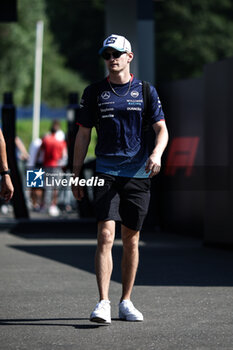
[{"xmin": 127, "ymin": 52, "xmax": 134, "ymax": 63}]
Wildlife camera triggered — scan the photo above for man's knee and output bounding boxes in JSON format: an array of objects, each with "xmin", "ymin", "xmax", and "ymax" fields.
[
  {"xmin": 97, "ymin": 222, "xmax": 115, "ymax": 247},
  {"xmin": 122, "ymin": 228, "xmax": 139, "ymax": 250}
]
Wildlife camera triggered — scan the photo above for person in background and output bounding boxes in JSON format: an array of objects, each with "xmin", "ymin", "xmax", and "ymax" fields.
[
  {"xmin": 37, "ymin": 120, "xmax": 67, "ymax": 216},
  {"xmin": 27, "ymin": 136, "xmax": 44, "ymax": 211},
  {"xmin": 15, "ymin": 135, "xmax": 29, "ymax": 194},
  {"xmin": 45, "ymin": 119, "xmax": 66, "ymax": 143},
  {"xmin": 15, "ymin": 136, "xmax": 29, "ymax": 163}
]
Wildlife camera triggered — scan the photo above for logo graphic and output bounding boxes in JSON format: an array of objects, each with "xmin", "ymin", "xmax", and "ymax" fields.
[
  {"xmin": 165, "ymin": 137, "xmax": 199, "ymax": 177},
  {"xmin": 106, "ymin": 36, "xmax": 117, "ymax": 44},
  {"xmin": 26, "ymin": 168, "xmax": 45, "ymax": 187},
  {"xmin": 101, "ymin": 91, "xmax": 111, "ymax": 100},
  {"xmin": 131, "ymin": 90, "xmax": 139, "ymax": 98}
]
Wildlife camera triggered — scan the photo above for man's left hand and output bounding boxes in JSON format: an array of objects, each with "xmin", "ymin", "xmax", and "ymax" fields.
[{"xmin": 145, "ymin": 154, "xmax": 161, "ymax": 178}]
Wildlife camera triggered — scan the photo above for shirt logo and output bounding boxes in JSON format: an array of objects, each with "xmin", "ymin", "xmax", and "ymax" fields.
[
  {"xmin": 26, "ymin": 168, "xmax": 45, "ymax": 187},
  {"xmin": 101, "ymin": 91, "xmax": 111, "ymax": 100},
  {"xmin": 131, "ymin": 90, "xmax": 139, "ymax": 98}
]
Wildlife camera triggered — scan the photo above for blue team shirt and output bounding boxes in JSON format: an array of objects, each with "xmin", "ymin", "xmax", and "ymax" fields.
[{"xmin": 78, "ymin": 76, "xmax": 165, "ymax": 178}]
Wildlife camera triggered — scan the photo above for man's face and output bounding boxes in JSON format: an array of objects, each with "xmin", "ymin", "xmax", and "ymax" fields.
[{"xmin": 102, "ymin": 49, "xmax": 133, "ymax": 73}]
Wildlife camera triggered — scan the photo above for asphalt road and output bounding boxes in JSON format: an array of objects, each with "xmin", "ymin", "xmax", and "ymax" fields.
[{"xmin": 0, "ymin": 227, "xmax": 233, "ymax": 350}]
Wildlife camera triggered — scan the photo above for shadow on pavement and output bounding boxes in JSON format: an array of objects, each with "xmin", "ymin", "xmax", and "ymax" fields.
[
  {"xmin": 0, "ymin": 317, "xmax": 107, "ymax": 329},
  {"xmin": 8, "ymin": 240, "xmax": 233, "ymax": 287}
]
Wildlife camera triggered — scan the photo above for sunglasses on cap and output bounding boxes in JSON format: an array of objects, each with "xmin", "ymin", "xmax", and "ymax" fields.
[{"xmin": 102, "ymin": 51, "xmax": 126, "ymax": 60}]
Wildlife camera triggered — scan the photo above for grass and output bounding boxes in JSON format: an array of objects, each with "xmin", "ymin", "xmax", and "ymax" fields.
[{"xmin": 16, "ymin": 118, "xmax": 97, "ymax": 159}]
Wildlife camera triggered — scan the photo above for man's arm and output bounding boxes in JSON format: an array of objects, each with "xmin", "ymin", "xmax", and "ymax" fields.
[
  {"xmin": 72, "ymin": 126, "xmax": 92, "ymax": 200},
  {"xmin": 0, "ymin": 129, "xmax": 14, "ymax": 201},
  {"xmin": 145, "ymin": 121, "xmax": 169, "ymax": 178},
  {"xmin": 15, "ymin": 136, "xmax": 29, "ymax": 161}
]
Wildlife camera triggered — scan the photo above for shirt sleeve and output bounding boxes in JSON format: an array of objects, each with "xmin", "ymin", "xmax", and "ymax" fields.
[
  {"xmin": 149, "ymin": 85, "xmax": 165, "ymax": 125},
  {"xmin": 77, "ymin": 85, "xmax": 96, "ymax": 128}
]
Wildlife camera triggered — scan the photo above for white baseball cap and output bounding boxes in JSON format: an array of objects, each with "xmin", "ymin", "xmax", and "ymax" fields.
[{"xmin": 99, "ymin": 34, "xmax": 132, "ymax": 54}]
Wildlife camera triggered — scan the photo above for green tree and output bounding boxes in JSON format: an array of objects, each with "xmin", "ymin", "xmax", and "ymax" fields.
[
  {"xmin": 45, "ymin": 0, "xmax": 105, "ymax": 83},
  {"xmin": 45, "ymin": 0, "xmax": 233, "ymax": 83},
  {"xmin": 0, "ymin": 0, "xmax": 87, "ymax": 106},
  {"xmin": 155, "ymin": 0, "xmax": 233, "ymax": 81}
]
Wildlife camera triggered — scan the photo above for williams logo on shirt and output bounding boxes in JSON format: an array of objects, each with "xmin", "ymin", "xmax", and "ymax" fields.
[{"xmin": 131, "ymin": 90, "xmax": 139, "ymax": 98}]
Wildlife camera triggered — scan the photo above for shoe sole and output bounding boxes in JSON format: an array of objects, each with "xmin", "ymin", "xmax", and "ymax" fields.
[
  {"xmin": 90, "ymin": 317, "xmax": 111, "ymax": 324},
  {"xmin": 119, "ymin": 317, "xmax": 143, "ymax": 322},
  {"xmin": 119, "ymin": 312, "xmax": 143, "ymax": 322}
]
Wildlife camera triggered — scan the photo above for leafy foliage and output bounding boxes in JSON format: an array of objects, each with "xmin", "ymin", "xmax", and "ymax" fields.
[
  {"xmin": 0, "ymin": 0, "xmax": 87, "ymax": 106},
  {"xmin": 45, "ymin": 0, "xmax": 105, "ymax": 83},
  {"xmin": 1, "ymin": 0, "xmax": 233, "ymax": 108},
  {"xmin": 155, "ymin": 0, "xmax": 233, "ymax": 81}
]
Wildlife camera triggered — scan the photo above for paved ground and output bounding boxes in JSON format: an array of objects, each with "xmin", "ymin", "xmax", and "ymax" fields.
[{"xmin": 0, "ymin": 225, "xmax": 233, "ymax": 350}]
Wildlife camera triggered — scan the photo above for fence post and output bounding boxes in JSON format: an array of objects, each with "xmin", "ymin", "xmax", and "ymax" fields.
[
  {"xmin": 66, "ymin": 92, "xmax": 80, "ymax": 171},
  {"xmin": 1, "ymin": 92, "xmax": 29, "ymax": 218}
]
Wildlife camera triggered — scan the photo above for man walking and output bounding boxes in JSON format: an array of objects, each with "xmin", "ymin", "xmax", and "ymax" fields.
[{"xmin": 72, "ymin": 34, "xmax": 168, "ymax": 324}]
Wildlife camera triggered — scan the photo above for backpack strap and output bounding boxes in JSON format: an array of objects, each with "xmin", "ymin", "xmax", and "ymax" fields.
[{"xmin": 142, "ymin": 80, "xmax": 151, "ymax": 132}]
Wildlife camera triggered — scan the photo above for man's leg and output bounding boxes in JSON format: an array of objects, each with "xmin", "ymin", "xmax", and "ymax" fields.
[
  {"xmin": 118, "ymin": 224, "xmax": 143, "ymax": 321},
  {"xmin": 95, "ymin": 220, "xmax": 115, "ymax": 301},
  {"xmin": 120, "ymin": 224, "xmax": 140, "ymax": 301}
]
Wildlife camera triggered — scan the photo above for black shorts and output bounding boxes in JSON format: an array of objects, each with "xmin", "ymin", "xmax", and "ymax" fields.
[{"xmin": 94, "ymin": 173, "xmax": 151, "ymax": 231}]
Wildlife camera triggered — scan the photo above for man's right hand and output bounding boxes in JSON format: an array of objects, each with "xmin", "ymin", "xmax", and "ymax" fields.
[{"xmin": 72, "ymin": 184, "xmax": 85, "ymax": 201}]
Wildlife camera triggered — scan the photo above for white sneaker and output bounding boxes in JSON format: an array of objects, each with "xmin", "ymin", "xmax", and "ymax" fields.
[
  {"xmin": 90, "ymin": 300, "xmax": 111, "ymax": 324},
  {"xmin": 48, "ymin": 205, "xmax": 60, "ymax": 217},
  {"xmin": 119, "ymin": 300, "xmax": 143, "ymax": 321}
]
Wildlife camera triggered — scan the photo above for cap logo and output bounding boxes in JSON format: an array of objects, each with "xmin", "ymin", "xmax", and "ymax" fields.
[
  {"xmin": 99, "ymin": 34, "xmax": 131, "ymax": 55},
  {"xmin": 106, "ymin": 36, "xmax": 117, "ymax": 45}
]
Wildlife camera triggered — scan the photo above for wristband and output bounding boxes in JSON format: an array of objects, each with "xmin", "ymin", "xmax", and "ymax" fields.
[{"xmin": 0, "ymin": 169, "xmax": 11, "ymax": 176}]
